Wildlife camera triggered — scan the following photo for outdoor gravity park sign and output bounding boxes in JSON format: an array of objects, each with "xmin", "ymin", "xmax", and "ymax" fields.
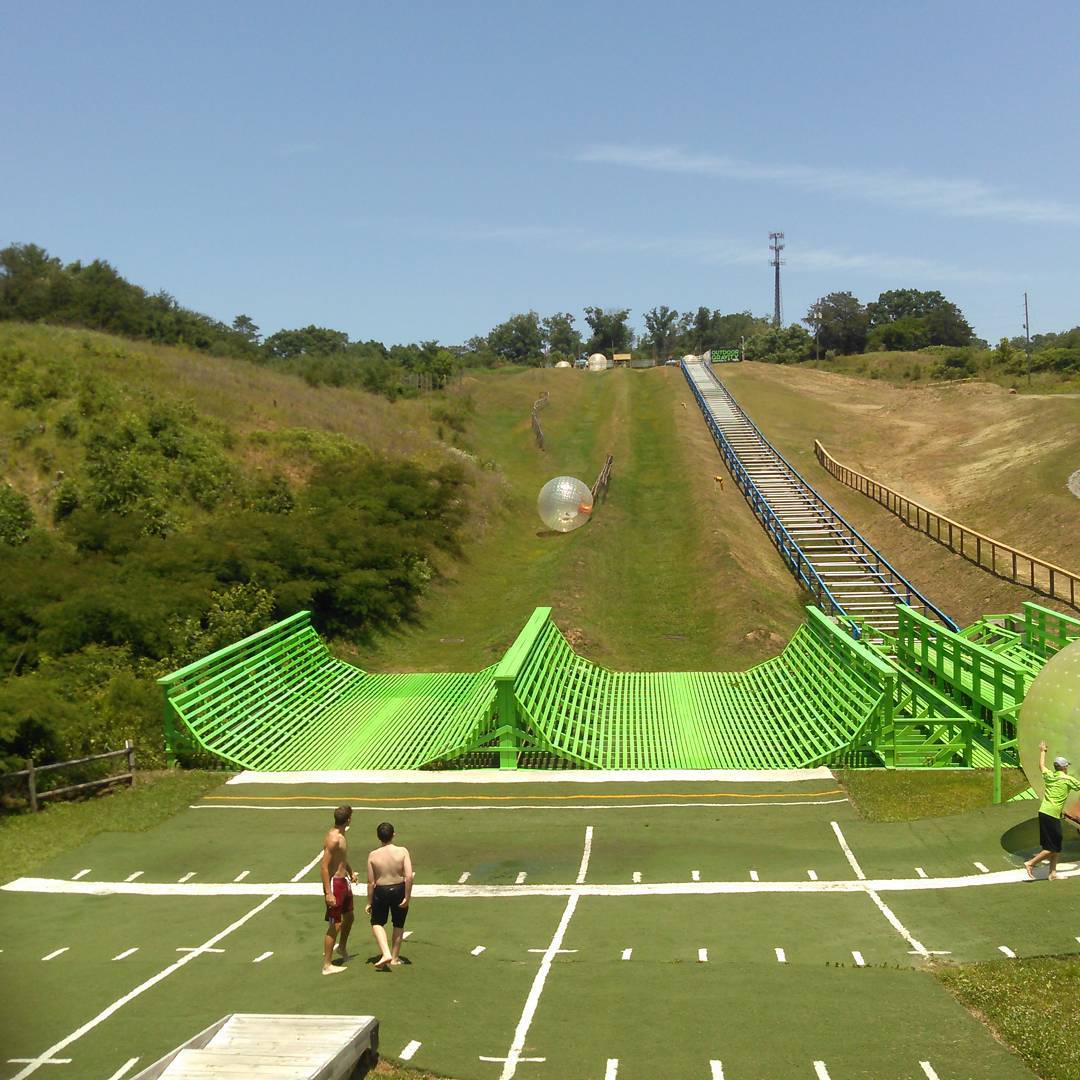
[{"xmin": 710, "ymin": 348, "xmax": 741, "ymax": 363}]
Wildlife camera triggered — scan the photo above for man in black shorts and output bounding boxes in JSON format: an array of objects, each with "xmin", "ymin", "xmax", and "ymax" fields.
[
  {"xmin": 365, "ymin": 821, "xmax": 414, "ymax": 969},
  {"xmin": 1025, "ymin": 742, "xmax": 1080, "ymax": 881}
]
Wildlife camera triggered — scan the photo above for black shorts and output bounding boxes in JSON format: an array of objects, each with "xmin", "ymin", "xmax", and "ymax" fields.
[
  {"xmin": 1039, "ymin": 812, "xmax": 1064, "ymax": 853},
  {"xmin": 370, "ymin": 882, "xmax": 408, "ymax": 928}
]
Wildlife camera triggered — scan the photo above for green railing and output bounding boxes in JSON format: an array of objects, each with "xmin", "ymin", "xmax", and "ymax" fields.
[{"xmin": 160, "ymin": 602, "xmax": 1066, "ymax": 774}]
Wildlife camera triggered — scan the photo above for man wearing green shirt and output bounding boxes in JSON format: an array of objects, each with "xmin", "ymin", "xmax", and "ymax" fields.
[{"xmin": 1025, "ymin": 741, "xmax": 1080, "ymax": 881}]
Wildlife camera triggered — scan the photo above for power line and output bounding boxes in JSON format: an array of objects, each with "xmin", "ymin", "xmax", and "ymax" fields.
[{"xmin": 769, "ymin": 232, "xmax": 785, "ymax": 327}]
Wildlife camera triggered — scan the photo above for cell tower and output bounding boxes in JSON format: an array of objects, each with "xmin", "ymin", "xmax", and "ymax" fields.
[{"xmin": 769, "ymin": 231, "xmax": 785, "ymax": 327}]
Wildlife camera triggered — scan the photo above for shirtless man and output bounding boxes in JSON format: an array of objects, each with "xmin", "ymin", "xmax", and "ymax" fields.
[
  {"xmin": 365, "ymin": 821, "xmax": 414, "ymax": 970},
  {"xmin": 320, "ymin": 805, "xmax": 356, "ymax": 975}
]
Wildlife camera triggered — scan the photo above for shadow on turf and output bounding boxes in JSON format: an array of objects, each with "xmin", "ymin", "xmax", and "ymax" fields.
[{"xmin": 1001, "ymin": 817, "xmax": 1080, "ymax": 872}]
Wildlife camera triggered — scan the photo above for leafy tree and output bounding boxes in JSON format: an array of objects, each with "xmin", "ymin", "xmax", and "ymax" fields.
[
  {"xmin": 487, "ymin": 312, "xmax": 543, "ymax": 365},
  {"xmin": 263, "ymin": 325, "xmax": 349, "ymax": 361},
  {"xmin": 866, "ymin": 315, "xmax": 930, "ymax": 352},
  {"xmin": 807, "ymin": 292, "xmax": 869, "ymax": 355},
  {"xmin": 641, "ymin": 306, "xmax": 680, "ymax": 358},
  {"xmin": 866, "ymin": 289, "xmax": 973, "ymax": 348},
  {"xmin": 232, "ymin": 314, "xmax": 261, "ymax": 344},
  {"xmin": 583, "ymin": 307, "xmax": 632, "ymax": 355},
  {"xmin": 541, "ymin": 313, "xmax": 582, "ymax": 359},
  {"xmin": 0, "ymin": 483, "xmax": 34, "ymax": 545},
  {"xmin": 744, "ymin": 325, "xmax": 813, "ymax": 365}
]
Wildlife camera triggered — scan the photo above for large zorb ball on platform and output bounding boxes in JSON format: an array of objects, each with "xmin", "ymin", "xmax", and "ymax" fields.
[
  {"xmin": 1019, "ymin": 637, "xmax": 1080, "ymax": 807},
  {"xmin": 537, "ymin": 476, "xmax": 593, "ymax": 532}
]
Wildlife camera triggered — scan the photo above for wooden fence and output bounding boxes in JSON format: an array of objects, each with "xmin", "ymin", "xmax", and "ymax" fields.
[
  {"xmin": 531, "ymin": 391, "xmax": 549, "ymax": 450},
  {"xmin": 815, "ymin": 440, "xmax": 1079, "ymax": 611},
  {"xmin": 592, "ymin": 454, "xmax": 614, "ymax": 501},
  {"xmin": 4, "ymin": 741, "xmax": 136, "ymax": 811}
]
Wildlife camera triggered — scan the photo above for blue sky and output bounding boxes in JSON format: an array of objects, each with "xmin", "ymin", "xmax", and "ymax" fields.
[{"xmin": 4, "ymin": 1, "xmax": 1079, "ymax": 346}]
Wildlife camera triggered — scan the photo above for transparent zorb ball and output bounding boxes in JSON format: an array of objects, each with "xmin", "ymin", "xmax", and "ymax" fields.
[
  {"xmin": 1019, "ymin": 636, "xmax": 1080, "ymax": 811},
  {"xmin": 537, "ymin": 476, "xmax": 593, "ymax": 532}
]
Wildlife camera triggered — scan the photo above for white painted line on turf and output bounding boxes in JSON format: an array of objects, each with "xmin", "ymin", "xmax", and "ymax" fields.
[
  {"xmin": 852, "ymin": 951, "xmax": 865, "ymax": 967},
  {"xmin": 974, "ymin": 862, "xmax": 990, "ymax": 874},
  {"xmin": 632, "ymin": 871, "xmax": 642, "ymax": 884},
  {"xmin": 495, "ymin": 830, "xmax": 591, "ymax": 1080},
  {"xmin": 5, "ymin": 847, "xmax": 326, "ymax": 1080},
  {"xmin": 228, "ymin": 766, "xmax": 836, "ymax": 785},
  {"xmin": 124, "ymin": 872, "xmax": 143, "ymax": 883},
  {"xmin": 192, "ymin": 797, "xmax": 851, "ymax": 813},
  {"xmin": 915, "ymin": 867, "xmax": 928, "ymax": 878},
  {"xmin": 403, "ymin": 930, "xmax": 413, "ymax": 939},
  {"xmin": 710, "ymin": 1061, "xmax": 724, "ymax": 1079},
  {"xmin": 576, "ymin": 826, "xmax": 594, "ymax": 884},
  {"xmin": 105, "ymin": 1058, "xmax": 140, "ymax": 1080},
  {"xmin": 178, "ymin": 872, "xmax": 195, "ymax": 883},
  {"xmin": 71, "ymin": 869, "xmax": 91, "ymax": 881},
  {"xmin": 253, "ymin": 951, "xmax": 273, "ymax": 963},
  {"xmin": 41, "ymin": 948, "xmax": 68, "ymax": 961},
  {"xmin": 7, "ymin": 1060, "xmax": 71, "ymax": 1067},
  {"xmin": 605, "ymin": 1059, "xmax": 618, "ymax": 1080},
  {"xmin": 775, "ymin": 947, "xmax": 786, "ymax": 963},
  {"xmin": 458, "ymin": 872, "xmax": 471, "ymax": 884},
  {"xmin": 830, "ymin": 821, "xmax": 931, "ymax": 958},
  {"xmin": 176, "ymin": 947, "xmax": 224, "ymax": 955},
  {"xmin": 830, "ymin": 821, "xmax": 865, "ymax": 879},
  {"xmin": 471, "ymin": 946, "xmax": 486, "ymax": 956},
  {"xmin": 234, "ymin": 870, "xmax": 250, "ymax": 882},
  {"xmin": 749, "ymin": 870, "xmax": 759, "ymax": 881},
  {"xmin": 920, "ymin": 1062, "xmax": 940, "ymax": 1080},
  {"xmin": 528, "ymin": 949, "xmax": 576, "ymax": 954},
  {"xmin": 691, "ymin": 870, "xmax": 700, "ymax": 881},
  {"xmin": 9, "ymin": 865, "xmax": 1073, "ymax": 899},
  {"xmin": 813, "ymin": 1062, "xmax": 831, "ymax": 1080},
  {"xmin": 698, "ymin": 948, "xmax": 708, "ymax": 962},
  {"xmin": 111, "ymin": 948, "xmax": 138, "ymax": 961},
  {"xmin": 399, "ymin": 1040, "xmax": 421, "ymax": 1061},
  {"xmin": 515, "ymin": 872, "xmax": 527, "ymax": 884},
  {"xmin": 621, "ymin": 948, "xmax": 632, "ymax": 960},
  {"xmin": 479, "ymin": 1057, "xmax": 545, "ymax": 1064},
  {"xmin": 998, "ymin": 945, "xmax": 1016, "ymax": 958},
  {"xmin": 807, "ymin": 870, "xmax": 817, "ymax": 880}
]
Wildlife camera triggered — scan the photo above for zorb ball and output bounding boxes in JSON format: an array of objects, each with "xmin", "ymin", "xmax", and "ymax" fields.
[
  {"xmin": 1019, "ymin": 637, "xmax": 1080, "ymax": 808},
  {"xmin": 537, "ymin": 476, "xmax": 593, "ymax": 532}
]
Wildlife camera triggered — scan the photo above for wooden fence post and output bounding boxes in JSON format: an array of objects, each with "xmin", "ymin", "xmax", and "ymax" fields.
[
  {"xmin": 125, "ymin": 739, "xmax": 135, "ymax": 781},
  {"xmin": 26, "ymin": 758, "xmax": 38, "ymax": 813}
]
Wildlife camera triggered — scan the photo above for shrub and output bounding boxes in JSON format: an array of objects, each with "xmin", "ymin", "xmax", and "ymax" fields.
[{"xmin": 0, "ymin": 484, "xmax": 34, "ymax": 545}]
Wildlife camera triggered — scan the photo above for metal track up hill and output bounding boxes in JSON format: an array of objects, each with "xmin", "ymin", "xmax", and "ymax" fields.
[{"xmin": 682, "ymin": 359, "xmax": 956, "ymax": 639}]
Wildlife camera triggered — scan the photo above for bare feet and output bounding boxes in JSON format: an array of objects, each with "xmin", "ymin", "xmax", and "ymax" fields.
[
  {"xmin": 1023, "ymin": 862, "xmax": 1035, "ymax": 880},
  {"xmin": 1049, "ymin": 872, "xmax": 1059, "ymax": 881},
  {"xmin": 374, "ymin": 955, "xmax": 393, "ymax": 969},
  {"xmin": 390, "ymin": 958, "xmax": 404, "ymax": 966},
  {"xmin": 322, "ymin": 965, "xmax": 346, "ymax": 975}
]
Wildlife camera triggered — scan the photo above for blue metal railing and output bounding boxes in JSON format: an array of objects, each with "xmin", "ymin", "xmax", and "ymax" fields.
[
  {"xmin": 682, "ymin": 361, "xmax": 959, "ymax": 632},
  {"xmin": 682, "ymin": 363, "xmax": 847, "ymax": 619}
]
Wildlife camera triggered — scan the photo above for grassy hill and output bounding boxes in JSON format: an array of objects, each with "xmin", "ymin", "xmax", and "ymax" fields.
[{"xmin": 0, "ymin": 325, "xmax": 809, "ymax": 772}]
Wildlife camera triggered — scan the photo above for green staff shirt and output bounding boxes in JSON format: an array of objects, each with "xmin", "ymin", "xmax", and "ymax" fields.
[{"xmin": 1040, "ymin": 768, "xmax": 1080, "ymax": 819}]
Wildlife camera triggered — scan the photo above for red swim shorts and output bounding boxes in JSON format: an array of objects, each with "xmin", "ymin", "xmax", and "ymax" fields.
[{"xmin": 325, "ymin": 876, "xmax": 354, "ymax": 923}]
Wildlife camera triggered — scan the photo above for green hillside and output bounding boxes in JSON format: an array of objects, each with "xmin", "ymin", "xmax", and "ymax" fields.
[{"xmin": 0, "ymin": 325, "xmax": 807, "ymax": 774}]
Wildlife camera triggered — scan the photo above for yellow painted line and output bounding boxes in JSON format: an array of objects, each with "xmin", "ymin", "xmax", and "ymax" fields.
[{"xmin": 203, "ymin": 788, "xmax": 845, "ymax": 804}]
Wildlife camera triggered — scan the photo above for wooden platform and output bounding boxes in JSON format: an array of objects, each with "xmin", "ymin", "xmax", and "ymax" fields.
[{"xmin": 134, "ymin": 1013, "xmax": 379, "ymax": 1079}]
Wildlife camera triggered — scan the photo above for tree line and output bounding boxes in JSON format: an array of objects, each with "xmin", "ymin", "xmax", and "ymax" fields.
[{"xmin": 4, "ymin": 243, "xmax": 1078, "ymax": 387}]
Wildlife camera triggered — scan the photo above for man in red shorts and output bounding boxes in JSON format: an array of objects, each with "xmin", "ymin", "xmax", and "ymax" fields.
[{"xmin": 320, "ymin": 805, "xmax": 356, "ymax": 975}]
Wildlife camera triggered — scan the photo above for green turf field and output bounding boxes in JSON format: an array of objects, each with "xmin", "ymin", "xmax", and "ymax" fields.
[{"xmin": 3, "ymin": 773, "xmax": 1077, "ymax": 1080}]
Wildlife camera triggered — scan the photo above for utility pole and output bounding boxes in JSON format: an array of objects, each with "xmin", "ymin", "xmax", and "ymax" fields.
[
  {"xmin": 1023, "ymin": 292, "xmax": 1032, "ymax": 386},
  {"xmin": 769, "ymin": 232, "xmax": 785, "ymax": 327}
]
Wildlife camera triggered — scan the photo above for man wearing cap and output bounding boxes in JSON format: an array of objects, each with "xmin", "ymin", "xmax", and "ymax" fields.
[{"xmin": 1024, "ymin": 742, "xmax": 1080, "ymax": 881}]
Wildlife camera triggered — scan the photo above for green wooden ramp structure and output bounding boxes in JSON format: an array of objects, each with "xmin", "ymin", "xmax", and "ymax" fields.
[{"xmin": 160, "ymin": 602, "xmax": 1078, "ymax": 776}]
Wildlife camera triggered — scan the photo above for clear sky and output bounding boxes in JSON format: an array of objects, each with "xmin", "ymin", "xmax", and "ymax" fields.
[{"xmin": 4, "ymin": 1, "xmax": 1079, "ymax": 346}]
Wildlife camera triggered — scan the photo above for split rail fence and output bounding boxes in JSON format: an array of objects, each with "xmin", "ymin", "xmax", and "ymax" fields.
[
  {"xmin": 815, "ymin": 441, "xmax": 1079, "ymax": 612},
  {"xmin": 5, "ymin": 740, "xmax": 136, "ymax": 811}
]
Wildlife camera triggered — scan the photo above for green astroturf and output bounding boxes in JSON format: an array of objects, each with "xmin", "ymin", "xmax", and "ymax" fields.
[{"xmin": 2, "ymin": 776, "xmax": 1074, "ymax": 1079}]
